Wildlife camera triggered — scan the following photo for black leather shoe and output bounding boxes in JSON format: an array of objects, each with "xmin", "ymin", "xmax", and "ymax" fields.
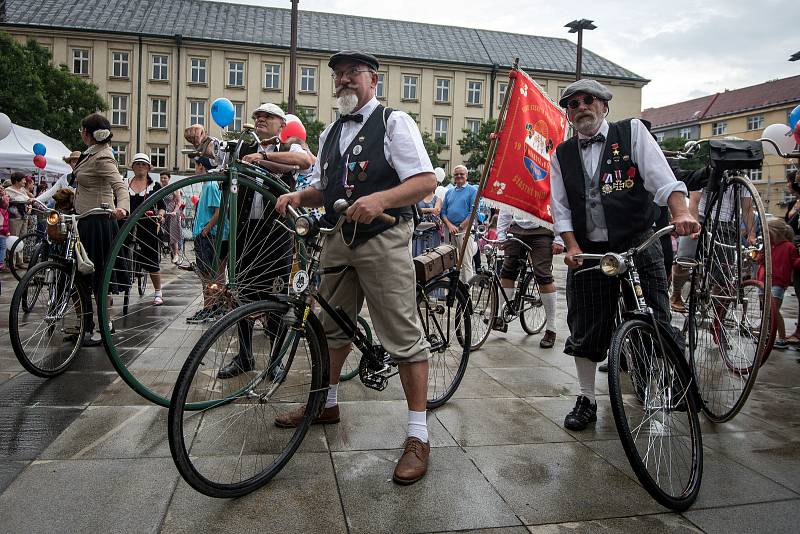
[
  {"xmin": 564, "ymin": 395, "xmax": 597, "ymax": 431},
  {"xmin": 598, "ymin": 363, "xmax": 609, "ymax": 373},
  {"xmin": 217, "ymin": 352, "xmax": 255, "ymax": 379}
]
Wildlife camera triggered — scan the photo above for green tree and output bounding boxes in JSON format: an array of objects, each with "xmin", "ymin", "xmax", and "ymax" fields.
[
  {"xmin": 457, "ymin": 118, "xmax": 497, "ymax": 183},
  {"xmin": 0, "ymin": 32, "xmax": 107, "ymax": 150},
  {"xmin": 660, "ymin": 136, "xmax": 706, "ymax": 171},
  {"xmin": 421, "ymin": 131, "xmax": 445, "ymax": 169}
]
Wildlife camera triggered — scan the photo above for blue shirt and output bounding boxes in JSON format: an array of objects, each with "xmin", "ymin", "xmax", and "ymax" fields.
[
  {"xmin": 441, "ymin": 184, "xmax": 477, "ymax": 225},
  {"xmin": 192, "ymin": 181, "xmax": 228, "ymax": 239}
]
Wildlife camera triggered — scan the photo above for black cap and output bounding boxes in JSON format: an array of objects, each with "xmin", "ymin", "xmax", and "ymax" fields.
[{"xmin": 328, "ymin": 50, "xmax": 380, "ymax": 71}]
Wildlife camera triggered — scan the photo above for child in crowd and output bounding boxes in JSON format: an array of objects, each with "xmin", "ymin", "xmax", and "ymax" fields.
[
  {"xmin": 759, "ymin": 219, "xmax": 800, "ymax": 349},
  {"xmin": 0, "ymin": 186, "xmax": 9, "ymax": 271}
]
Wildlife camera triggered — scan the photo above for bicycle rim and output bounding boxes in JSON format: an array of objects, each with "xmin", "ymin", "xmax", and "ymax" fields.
[
  {"xmin": 467, "ymin": 272, "xmax": 497, "ymax": 351},
  {"xmin": 9, "ymin": 260, "xmax": 88, "ymax": 377},
  {"xmin": 688, "ymin": 176, "xmax": 770, "ymax": 422},
  {"xmin": 168, "ymin": 300, "xmax": 327, "ymax": 498},
  {"xmin": 609, "ymin": 319, "xmax": 702, "ymax": 511},
  {"xmin": 99, "ymin": 171, "xmax": 297, "ymax": 408},
  {"xmin": 10, "ymin": 232, "xmax": 43, "ymax": 281},
  {"xmin": 519, "ymin": 271, "xmax": 546, "ymax": 335}
]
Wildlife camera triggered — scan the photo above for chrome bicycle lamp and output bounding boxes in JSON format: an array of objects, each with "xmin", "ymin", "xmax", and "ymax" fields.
[
  {"xmin": 46, "ymin": 210, "xmax": 60, "ymax": 226},
  {"xmin": 294, "ymin": 215, "xmax": 314, "ymax": 237},
  {"xmin": 600, "ymin": 253, "xmax": 627, "ymax": 276}
]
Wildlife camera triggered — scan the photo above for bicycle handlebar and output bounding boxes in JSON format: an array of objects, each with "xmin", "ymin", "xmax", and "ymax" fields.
[{"xmin": 573, "ymin": 225, "xmax": 675, "ymax": 262}]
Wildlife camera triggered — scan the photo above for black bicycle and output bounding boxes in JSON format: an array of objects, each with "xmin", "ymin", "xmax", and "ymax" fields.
[{"xmin": 168, "ymin": 200, "xmax": 471, "ymax": 498}]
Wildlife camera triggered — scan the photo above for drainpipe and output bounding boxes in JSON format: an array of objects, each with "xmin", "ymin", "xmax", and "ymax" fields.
[
  {"xmin": 173, "ymin": 33, "xmax": 182, "ymax": 172},
  {"xmin": 488, "ymin": 63, "xmax": 498, "ymax": 120},
  {"xmin": 136, "ymin": 35, "xmax": 143, "ymax": 153}
]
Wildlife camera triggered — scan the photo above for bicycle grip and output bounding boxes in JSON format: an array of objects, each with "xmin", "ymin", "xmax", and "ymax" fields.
[{"xmin": 375, "ymin": 212, "xmax": 396, "ymax": 225}]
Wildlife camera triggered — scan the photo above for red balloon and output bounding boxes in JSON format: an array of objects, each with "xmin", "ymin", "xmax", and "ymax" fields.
[
  {"xmin": 794, "ymin": 123, "xmax": 800, "ymax": 146},
  {"xmin": 190, "ymin": 194, "xmax": 199, "ymax": 206},
  {"xmin": 280, "ymin": 120, "xmax": 306, "ymax": 143},
  {"xmin": 33, "ymin": 155, "xmax": 46, "ymax": 169}
]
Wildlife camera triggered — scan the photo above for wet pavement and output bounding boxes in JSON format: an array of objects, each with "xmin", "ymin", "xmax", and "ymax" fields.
[{"xmin": 1, "ymin": 261, "xmax": 799, "ymax": 534}]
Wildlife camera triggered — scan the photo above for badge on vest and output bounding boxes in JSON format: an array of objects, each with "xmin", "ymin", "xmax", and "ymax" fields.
[{"xmin": 352, "ymin": 145, "xmax": 362, "ymax": 156}]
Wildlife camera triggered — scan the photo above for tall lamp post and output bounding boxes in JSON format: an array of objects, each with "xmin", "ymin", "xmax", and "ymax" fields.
[
  {"xmin": 288, "ymin": 0, "xmax": 299, "ymax": 114},
  {"xmin": 565, "ymin": 19, "xmax": 597, "ymax": 81}
]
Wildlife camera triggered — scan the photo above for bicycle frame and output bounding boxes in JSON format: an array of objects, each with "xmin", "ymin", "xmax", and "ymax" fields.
[{"xmin": 478, "ymin": 235, "xmax": 536, "ymax": 319}]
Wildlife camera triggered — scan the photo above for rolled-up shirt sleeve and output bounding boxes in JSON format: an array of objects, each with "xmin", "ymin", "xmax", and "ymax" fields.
[
  {"xmin": 631, "ymin": 119, "xmax": 687, "ymax": 206},
  {"xmin": 549, "ymin": 153, "xmax": 574, "ymax": 234},
  {"xmin": 386, "ymin": 112, "xmax": 434, "ymax": 180}
]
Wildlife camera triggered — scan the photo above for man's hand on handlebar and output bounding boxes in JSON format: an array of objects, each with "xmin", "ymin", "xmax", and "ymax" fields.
[
  {"xmin": 564, "ymin": 246, "xmax": 584, "ymax": 268},
  {"xmin": 671, "ymin": 212, "xmax": 701, "ymax": 237},
  {"xmin": 241, "ymin": 153, "xmax": 263, "ymax": 164},
  {"xmin": 113, "ymin": 208, "xmax": 127, "ymax": 220},
  {"xmin": 275, "ymin": 192, "xmax": 302, "ymax": 217},
  {"xmin": 346, "ymin": 193, "xmax": 386, "ymax": 224}
]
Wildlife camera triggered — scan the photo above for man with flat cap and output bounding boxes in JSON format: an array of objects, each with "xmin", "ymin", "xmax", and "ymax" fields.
[
  {"xmin": 550, "ymin": 79, "xmax": 700, "ymax": 431},
  {"xmin": 275, "ymin": 50, "xmax": 437, "ymax": 484}
]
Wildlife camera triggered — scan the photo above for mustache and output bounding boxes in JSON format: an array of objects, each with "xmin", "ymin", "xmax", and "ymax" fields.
[{"xmin": 336, "ymin": 86, "xmax": 357, "ymax": 95}]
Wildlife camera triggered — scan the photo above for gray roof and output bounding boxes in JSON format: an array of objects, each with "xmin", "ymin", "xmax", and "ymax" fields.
[{"xmin": 2, "ymin": 0, "xmax": 647, "ymax": 82}]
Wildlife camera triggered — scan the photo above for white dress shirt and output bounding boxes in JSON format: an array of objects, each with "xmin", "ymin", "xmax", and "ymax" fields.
[
  {"xmin": 309, "ymin": 97, "xmax": 432, "ymax": 190},
  {"xmin": 496, "ymin": 210, "xmax": 564, "ymax": 246},
  {"xmin": 550, "ymin": 118, "xmax": 687, "ymax": 239}
]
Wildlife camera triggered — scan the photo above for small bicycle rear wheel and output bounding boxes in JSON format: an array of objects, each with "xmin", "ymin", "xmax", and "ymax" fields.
[
  {"xmin": 519, "ymin": 271, "xmax": 546, "ymax": 335},
  {"xmin": 467, "ymin": 272, "xmax": 497, "ymax": 351},
  {"xmin": 9, "ymin": 232, "xmax": 46, "ymax": 281}
]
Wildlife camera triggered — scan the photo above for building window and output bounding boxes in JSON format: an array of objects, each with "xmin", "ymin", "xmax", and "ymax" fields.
[
  {"xmin": 435, "ymin": 78, "xmax": 450, "ymax": 103},
  {"xmin": 679, "ymin": 127, "xmax": 691, "ymax": 140},
  {"xmin": 466, "ymin": 119, "xmax": 481, "ymax": 135},
  {"xmin": 151, "ymin": 98, "xmax": 168, "ymax": 129},
  {"xmin": 300, "ymin": 66, "xmax": 316, "ymax": 93},
  {"xmin": 151, "ymin": 55, "xmax": 168, "ymax": 81},
  {"xmin": 749, "ymin": 168, "xmax": 763, "ymax": 181},
  {"xmin": 149, "ymin": 146, "xmax": 167, "ymax": 169},
  {"xmin": 746, "ymin": 115, "xmax": 764, "ymax": 131},
  {"xmin": 376, "ymin": 73, "xmax": 385, "ymax": 99},
  {"xmin": 264, "ymin": 64, "xmax": 281, "ymax": 90},
  {"xmin": 712, "ymin": 121, "xmax": 727, "ymax": 136},
  {"xmin": 299, "ymin": 106, "xmax": 317, "ymax": 121},
  {"xmin": 228, "ymin": 61, "xmax": 244, "ymax": 87},
  {"xmin": 498, "ymin": 82, "xmax": 508, "ymax": 107},
  {"xmin": 467, "ymin": 80, "xmax": 483, "ymax": 105},
  {"xmin": 655, "ymin": 132, "xmax": 665, "ymax": 143},
  {"xmin": 190, "ymin": 57, "xmax": 207, "ymax": 84},
  {"xmin": 72, "ymin": 48, "xmax": 89, "ymax": 75},
  {"xmin": 402, "ymin": 75, "xmax": 418, "ymax": 100},
  {"xmin": 111, "ymin": 143, "xmax": 127, "ymax": 166},
  {"xmin": 111, "ymin": 51, "xmax": 129, "ymax": 78},
  {"xmin": 226, "ymin": 102, "xmax": 244, "ymax": 131},
  {"xmin": 110, "ymin": 95, "xmax": 128, "ymax": 127},
  {"xmin": 186, "ymin": 146, "xmax": 196, "ymax": 170},
  {"xmin": 189, "ymin": 100, "xmax": 206, "ymax": 127},
  {"xmin": 434, "ymin": 117, "xmax": 450, "ymax": 145}
]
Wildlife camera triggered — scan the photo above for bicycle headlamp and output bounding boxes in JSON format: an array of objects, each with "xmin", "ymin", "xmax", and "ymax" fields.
[
  {"xmin": 294, "ymin": 215, "xmax": 313, "ymax": 237},
  {"xmin": 46, "ymin": 210, "xmax": 60, "ymax": 226},
  {"xmin": 483, "ymin": 244, "xmax": 495, "ymax": 257},
  {"xmin": 600, "ymin": 253, "xmax": 626, "ymax": 276}
]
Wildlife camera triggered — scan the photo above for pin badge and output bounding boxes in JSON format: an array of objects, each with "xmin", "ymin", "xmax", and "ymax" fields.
[
  {"xmin": 358, "ymin": 136, "xmax": 365, "ymax": 142},
  {"xmin": 353, "ymin": 145, "xmax": 362, "ymax": 156},
  {"xmin": 606, "ymin": 159, "xmax": 612, "ymax": 165},
  {"xmin": 357, "ymin": 172, "xmax": 368, "ymax": 182},
  {"xmin": 323, "ymin": 162, "xmax": 329, "ymax": 170},
  {"xmin": 624, "ymin": 179, "xmax": 634, "ymax": 189},
  {"xmin": 602, "ymin": 184, "xmax": 612, "ymax": 194}
]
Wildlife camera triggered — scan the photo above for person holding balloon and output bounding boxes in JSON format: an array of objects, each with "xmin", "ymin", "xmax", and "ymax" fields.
[{"xmin": 5, "ymin": 172, "xmax": 31, "ymax": 241}]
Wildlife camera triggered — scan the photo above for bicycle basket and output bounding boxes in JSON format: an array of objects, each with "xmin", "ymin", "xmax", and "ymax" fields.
[
  {"xmin": 709, "ymin": 139, "xmax": 763, "ymax": 170},
  {"xmin": 47, "ymin": 222, "xmax": 68, "ymax": 243}
]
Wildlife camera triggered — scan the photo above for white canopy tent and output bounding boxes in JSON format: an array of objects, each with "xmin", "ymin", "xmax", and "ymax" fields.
[{"xmin": 0, "ymin": 122, "xmax": 72, "ymax": 179}]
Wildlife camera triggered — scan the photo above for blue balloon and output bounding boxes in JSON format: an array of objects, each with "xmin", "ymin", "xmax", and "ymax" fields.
[
  {"xmin": 32, "ymin": 142, "xmax": 46, "ymax": 156},
  {"xmin": 211, "ymin": 98, "xmax": 235, "ymax": 128},
  {"xmin": 789, "ymin": 105, "xmax": 800, "ymax": 130}
]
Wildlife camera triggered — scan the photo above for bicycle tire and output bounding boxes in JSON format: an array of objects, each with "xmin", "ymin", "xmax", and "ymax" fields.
[
  {"xmin": 340, "ymin": 315, "xmax": 374, "ymax": 381},
  {"xmin": 9, "ymin": 260, "xmax": 90, "ymax": 377},
  {"xmin": 137, "ymin": 271, "xmax": 147, "ymax": 296},
  {"xmin": 9, "ymin": 232, "xmax": 45, "ymax": 281},
  {"xmin": 688, "ymin": 175, "xmax": 770, "ymax": 423},
  {"xmin": 722, "ymin": 279, "xmax": 777, "ymax": 372},
  {"xmin": 519, "ymin": 271, "xmax": 547, "ymax": 335},
  {"xmin": 99, "ymin": 170, "xmax": 297, "ymax": 408},
  {"xmin": 168, "ymin": 299, "xmax": 327, "ymax": 498},
  {"xmin": 419, "ymin": 277, "xmax": 471, "ymax": 409},
  {"xmin": 467, "ymin": 272, "xmax": 497, "ymax": 351},
  {"xmin": 608, "ymin": 318, "xmax": 703, "ymax": 511}
]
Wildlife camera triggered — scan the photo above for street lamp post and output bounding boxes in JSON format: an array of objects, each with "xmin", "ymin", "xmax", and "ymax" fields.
[
  {"xmin": 288, "ymin": 0, "xmax": 299, "ymax": 114},
  {"xmin": 565, "ymin": 19, "xmax": 597, "ymax": 81}
]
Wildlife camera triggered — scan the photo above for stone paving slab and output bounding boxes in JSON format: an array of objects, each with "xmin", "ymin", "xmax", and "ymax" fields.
[
  {"xmin": 0, "ymin": 406, "xmax": 84, "ymax": 461},
  {"xmin": 683, "ymin": 499, "xmax": 800, "ymax": 534},
  {"xmin": 526, "ymin": 514, "xmax": 703, "ymax": 533},
  {"xmin": 0, "ymin": 371, "xmax": 116, "ymax": 407}
]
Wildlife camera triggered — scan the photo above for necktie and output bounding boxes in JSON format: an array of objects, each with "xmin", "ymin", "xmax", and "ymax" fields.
[
  {"xmin": 339, "ymin": 113, "xmax": 363, "ymax": 123},
  {"xmin": 580, "ymin": 133, "xmax": 605, "ymax": 149}
]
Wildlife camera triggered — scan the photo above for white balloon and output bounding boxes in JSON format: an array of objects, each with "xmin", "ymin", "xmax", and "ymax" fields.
[
  {"xmin": 0, "ymin": 113, "xmax": 12, "ymax": 142},
  {"xmin": 434, "ymin": 167, "xmax": 445, "ymax": 183},
  {"xmin": 762, "ymin": 123, "xmax": 794, "ymax": 156},
  {"xmin": 285, "ymin": 114, "xmax": 302, "ymax": 125}
]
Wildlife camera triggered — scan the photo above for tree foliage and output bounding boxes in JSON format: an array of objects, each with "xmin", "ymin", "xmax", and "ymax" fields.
[
  {"xmin": 457, "ymin": 118, "xmax": 497, "ymax": 183},
  {"xmin": 0, "ymin": 32, "xmax": 107, "ymax": 150},
  {"xmin": 293, "ymin": 105, "xmax": 326, "ymax": 156},
  {"xmin": 660, "ymin": 136, "xmax": 706, "ymax": 171},
  {"xmin": 420, "ymin": 131, "xmax": 445, "ymax": 169}
]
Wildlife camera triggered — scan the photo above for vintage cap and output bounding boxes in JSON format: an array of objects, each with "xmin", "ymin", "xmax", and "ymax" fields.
[
  {"xmin": 130, "ymin": 152, "xmax": 152, "ymax": 168},
  {"xmin": 328, "ymin": 50, "xmax": 379, "ymax": 71},
  {"xmin": 62, "ymin": 150, "xmax": 82, "ymax": 162},
  {"xmin": 558, "ymin": 79, "xmax": 613, "ymax": 108},
  {"xmin": 251, "ymin": 102, "xmax": 287, "ymax": 121}
]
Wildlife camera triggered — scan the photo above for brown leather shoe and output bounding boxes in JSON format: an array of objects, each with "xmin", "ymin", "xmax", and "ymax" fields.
[
  {"xmin": 274, "ymin": 404, "xmax": 340, "ymax": 428},
  {"xmin": 539, "ymin": 330, "xmax": 557, "ymax": 348},
  {"xmin": 393, "ymin": 437, "xmax": 430, "ymax": 485}
]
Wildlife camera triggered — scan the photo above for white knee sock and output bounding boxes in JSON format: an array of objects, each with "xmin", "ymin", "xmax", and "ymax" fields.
[
  {"xmin": 541, "ymin": 291, "xmax": 557, "ymax": 330},
  {"xmin": 407, "ymin": 409, "xmax": 429, "ymax": 442},
  {"xmin": 325, "ymin": 382, "xmax": 338, "ymax": 408},
  {"xmin": 574, "ymin": 357, "xmax": 597, "ymax": 403},
  {"xmin": 154, "ymin": 289, "xmax": 163, "ymax": 298}
]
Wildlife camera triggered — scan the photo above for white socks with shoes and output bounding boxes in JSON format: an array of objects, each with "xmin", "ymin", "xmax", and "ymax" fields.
[
  {"xmin": 407, "ymin": 410, "xmax": 428, "ymax": 443},
  {"xmin": 541, "ymin": 291, "xmax": 557, "ymax": 330},
  {"xmin": 574, "ymin": 357, "xmax": 597, "ymax": 403},
  {"xmin": 325, "ymin": 382, "xmax": 338, "ymax": 409}
]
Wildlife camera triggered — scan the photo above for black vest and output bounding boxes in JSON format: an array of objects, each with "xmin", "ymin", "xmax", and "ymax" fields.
[
  {"xmin": 321, "ymin": 105, "xmax": 410, "ymax": 248},
  {"xmin": 556, "ymin": 119, "xmax": 658, "ymax": 252}
]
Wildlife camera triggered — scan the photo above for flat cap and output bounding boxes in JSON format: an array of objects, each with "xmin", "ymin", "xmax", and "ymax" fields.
[
  {"xmin": 328, "ymin": 50, "xmax": 379, "ymax": 71},
  {"xmin": 558, "ymin": 79, "xmax": 613, "ymax": 108}
]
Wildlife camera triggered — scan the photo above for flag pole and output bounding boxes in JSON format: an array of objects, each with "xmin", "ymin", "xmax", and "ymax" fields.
[{"xmin": 454, "ymin": 57, "xmax": 520, "ymax": 274}]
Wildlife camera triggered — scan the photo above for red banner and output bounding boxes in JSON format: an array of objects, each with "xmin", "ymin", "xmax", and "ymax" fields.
[{"xmin": 483, "ymin": 69, "xmax": 567, "ymax": 228}]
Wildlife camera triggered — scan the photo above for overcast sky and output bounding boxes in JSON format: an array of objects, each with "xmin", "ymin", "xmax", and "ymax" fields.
[{"xmin": 219, "ymin": 0, "xmax": 798, "ymax": 110}]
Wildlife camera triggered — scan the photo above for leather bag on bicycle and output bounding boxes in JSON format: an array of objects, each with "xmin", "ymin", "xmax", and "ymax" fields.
[
  {"xmin": 413, "ymin": 244, "xmax": 456, "ymax": 283},
  {"xmin": 709, "ymin": 140, "xmax": 763, "ymax": 171}
]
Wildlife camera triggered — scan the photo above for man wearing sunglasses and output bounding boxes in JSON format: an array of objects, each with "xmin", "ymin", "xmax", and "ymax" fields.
[{"xmin": 550, "ymin": 79, "xmax": 699, "ymax": 431}]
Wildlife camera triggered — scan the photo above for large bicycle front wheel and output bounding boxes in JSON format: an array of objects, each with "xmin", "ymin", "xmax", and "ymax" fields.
[
  {"xmin": 168, "ymin": 299, "xmax": 328, "ymax": 498},
  {"xmin": 467, "ymin": 272, "xmax": 497, "ymax": 351},
  {"xmin": 99, "ymin": 169, "xmax": 297, "ymax": 407},
  {"xmin": 419, "ymin": 277, "xmax": 471, "ymax": 409},
  {"xmin": 688, "ymin": 175, "xmax": 770, "ymax": 422},
  {"xmin": 608, "ymin": 318, "xmax": 703, "ymax": 511},
  {"xmin": 519, "ymin": 271, "xmax": 547, "ymax": 335},
  {"xmin": 9, "ymin": 260, "xmax": 91, "ymax": 377}
]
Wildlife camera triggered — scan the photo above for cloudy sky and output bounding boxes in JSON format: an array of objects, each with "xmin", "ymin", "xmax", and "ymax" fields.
[{"xmin": 220, "ymin": 0, "xmax": 798, "ymax": 110}]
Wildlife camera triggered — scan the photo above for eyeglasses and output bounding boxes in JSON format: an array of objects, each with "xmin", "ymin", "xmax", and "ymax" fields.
[
  {"xmin": 331, "ymin": 68, "xmax": 372, "ymax": 80},
  {"xmin": 567, "ymin": 95, "xmax": 596, "ymax": 109}
]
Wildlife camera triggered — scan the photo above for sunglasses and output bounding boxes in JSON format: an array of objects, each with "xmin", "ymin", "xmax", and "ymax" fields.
[{"xmin": 567, "ymin": 95, "xmax": 596, "ymax": 109}]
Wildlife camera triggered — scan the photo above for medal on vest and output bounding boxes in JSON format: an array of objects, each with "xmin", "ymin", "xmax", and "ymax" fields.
[
  {"xmin": 352, "ymin": 145, "xmax": 362, "ymax": 156},
  {"xmin": 611, "ymin": 143, "xmax": 620, "ymax": 157},
  {"xmin": 357, "ymin": 160, "xmax": 369, "ymax": 181},
  {"xmin": 624, "ymin": 166, "xmax": 636, "ymax": 189},
  {"xmin": 342, "ymin": 154, "xmax": 355, "ymax": 197},
  {"xmin": 601, "ymin": 173, "xmax": 613, "ymax": 195}
]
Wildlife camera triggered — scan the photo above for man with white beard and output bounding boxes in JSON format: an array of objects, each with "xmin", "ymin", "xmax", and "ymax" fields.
[
  {"xmin": 549, "ymin": 79, "xmax": 699, "ymax": 431},
  {"xmin": 275, "ymin": 51, "xmax": 436, "ymax": 485}
]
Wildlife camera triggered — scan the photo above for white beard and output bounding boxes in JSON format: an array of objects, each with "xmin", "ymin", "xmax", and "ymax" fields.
[
  {"xmin": 574, "ymin": 113, "xmax": 602, "ymax": 137},
  {"xmin": 336, "ymin": 93, "xmax": 358, "ymax": 115}
]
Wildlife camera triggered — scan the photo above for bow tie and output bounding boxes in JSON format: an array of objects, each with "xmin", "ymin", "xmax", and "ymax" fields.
[
  {"xmin": 339, "ymin": 114, "xmax": 363, "ymax": 123},
  {"xmin": 579, "ymin": 133, "xmax": 605, "ymax": 149}
]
